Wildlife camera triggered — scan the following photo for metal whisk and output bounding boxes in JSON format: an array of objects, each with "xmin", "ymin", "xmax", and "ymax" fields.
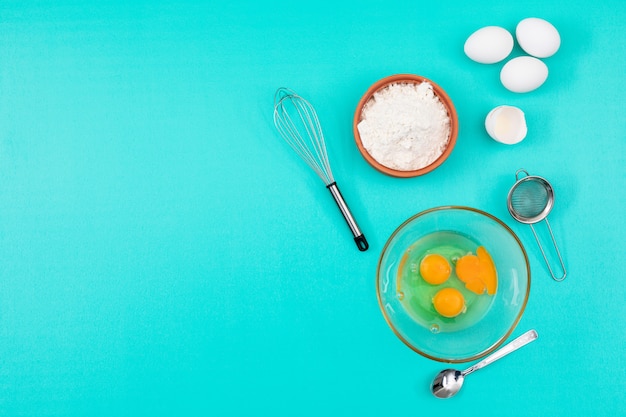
[{"xmin": 273, "ymin": 87, "xmax": 369, "ymax": 251}]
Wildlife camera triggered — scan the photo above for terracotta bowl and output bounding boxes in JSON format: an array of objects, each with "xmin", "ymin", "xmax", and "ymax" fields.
[{"xmin": 353, "ymin": 74, "xmax": 459, "ymax": 178}]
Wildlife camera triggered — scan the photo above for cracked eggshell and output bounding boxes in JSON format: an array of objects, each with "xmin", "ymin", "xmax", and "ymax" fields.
[
  {"xmin": 516, "ymin": 17, "xmax": 561, "ymax": 58},
  {"xmin": 485, "ymin": 105, "xmax": 527, "ymax": 145},
  {"xmin": 464, "ymin": 26, "xmax": 514, "ymax": 64},
  {"xmin": 500, "ymin": 56, "xmax": 548, "ymax": 93}
]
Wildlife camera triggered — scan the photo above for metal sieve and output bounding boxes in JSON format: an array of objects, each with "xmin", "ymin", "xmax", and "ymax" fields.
[{"xmin": 507, "ymin": 169, "xmax": 566, "ymax": 281}]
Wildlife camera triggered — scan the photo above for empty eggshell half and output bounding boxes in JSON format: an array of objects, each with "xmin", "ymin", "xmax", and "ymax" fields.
[
  {"xmin": 485, "ymin": 105, "xmax": 527, "ymax": 145},
  {"xmin": 500, "ymin": 56, "xmax": 548, "ymax": 93},
  {"xmin": 464, "ymin": 26, "xmax": 514, "ymax": 64},
  {"xmin": 516, "ymin": 17, "xmax": 561, "ymax": 58}
]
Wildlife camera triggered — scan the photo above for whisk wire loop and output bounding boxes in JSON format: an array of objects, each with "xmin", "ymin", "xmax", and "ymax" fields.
[{"xmin": 273, "ymin": 88, "xmax": 334, "ymax": 185}]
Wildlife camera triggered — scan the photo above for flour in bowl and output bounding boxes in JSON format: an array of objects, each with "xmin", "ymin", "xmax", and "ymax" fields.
[{"xmin": 357, "ymin": 82, "xmax": 451, "ymax": 171}]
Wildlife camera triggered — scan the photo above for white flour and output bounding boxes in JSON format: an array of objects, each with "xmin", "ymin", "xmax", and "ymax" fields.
[{"xmin": 357, "ymin": 82, "xmax": 451, "ymax": 171}]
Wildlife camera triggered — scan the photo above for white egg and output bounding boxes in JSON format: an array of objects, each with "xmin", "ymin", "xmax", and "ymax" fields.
[
  {"xmin": 516, "ymin": 17, "xmax": 561, "ymax": 58},
  {"xmin": 485, "ymin": 106, "xmax": 527, "ymax": 144},
  {"xmin": 500, "ymin": 56, "xmax": 548, "ymax": 93},
  {"xmin": 464, "ymin": 26, "xmax": 514, "ymax": 64}
]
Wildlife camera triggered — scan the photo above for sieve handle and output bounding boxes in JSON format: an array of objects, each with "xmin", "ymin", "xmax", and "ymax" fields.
[
  {"xmin": 530, "ymin": 219, "xmax": 567, "ymax": 281},
  {"xmin": 327, "ymin": 182, "xmax": 369, "ymax": 252}
]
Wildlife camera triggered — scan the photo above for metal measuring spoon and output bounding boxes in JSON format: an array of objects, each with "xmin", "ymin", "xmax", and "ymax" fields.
[{"xmin": 430, "ymin": 329, "xmax": 538, "ymax": 399}]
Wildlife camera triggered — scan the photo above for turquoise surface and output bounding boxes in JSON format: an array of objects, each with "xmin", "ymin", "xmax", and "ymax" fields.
[{"xmin": 1, "ymin": 1, "xmax": 625, "ymax": 415}]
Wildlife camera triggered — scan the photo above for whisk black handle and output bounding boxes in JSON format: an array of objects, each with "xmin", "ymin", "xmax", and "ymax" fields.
[{"xmin": 326, "ymin": 182, "xmax": 369, "ymax": 251}]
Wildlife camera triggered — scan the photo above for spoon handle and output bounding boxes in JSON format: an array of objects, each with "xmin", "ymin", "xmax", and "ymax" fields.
[{"xmin": 463, "ymin": 330, "xmax": 538, "ymax": 376}]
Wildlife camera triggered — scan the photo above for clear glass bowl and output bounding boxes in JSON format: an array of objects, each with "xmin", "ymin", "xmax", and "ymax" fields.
[{"xmin": 377, "ymin": 206, "xmax": 530, "ymax": 363}]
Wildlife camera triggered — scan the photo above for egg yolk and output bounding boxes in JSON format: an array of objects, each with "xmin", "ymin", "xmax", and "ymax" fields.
[
  {"xmin": 455, "ymin": 247, "xmax": 498, "ymax": 295},
  {"xmin": 433, "ymin": 287, "xmax": 466, "ymax": 318},
  {"xmin": 419, "ymin": 254, "xmax": 451, "ymax": 285},
  {"xmin": 477, "ymin": 246, "xmax": 498, "ymax": 295}
]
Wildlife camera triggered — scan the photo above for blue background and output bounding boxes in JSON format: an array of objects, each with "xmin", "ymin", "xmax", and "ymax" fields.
[{"xmin": 1, "ymin": 1, "xmax": 625, "ymax": 416}]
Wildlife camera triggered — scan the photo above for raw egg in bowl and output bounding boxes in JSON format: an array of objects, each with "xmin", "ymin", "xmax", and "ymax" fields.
[{"xmin": 377, "ymin": 206, "xmax": 530, "ymax": 363}]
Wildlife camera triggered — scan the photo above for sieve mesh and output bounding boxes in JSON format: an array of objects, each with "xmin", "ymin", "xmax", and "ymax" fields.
[{"xmin": 509, "ymin": 179, "xmax": 550, "ymax": 219}]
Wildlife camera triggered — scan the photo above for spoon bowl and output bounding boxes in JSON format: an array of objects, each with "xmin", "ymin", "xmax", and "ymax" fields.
[
  {"xmin": 430, "ymin": 329, "xmax": 538, "ymax": 399},
  {"xmin": 431, "ymin": 369, "xmax": 464, "ymax": 399}
]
